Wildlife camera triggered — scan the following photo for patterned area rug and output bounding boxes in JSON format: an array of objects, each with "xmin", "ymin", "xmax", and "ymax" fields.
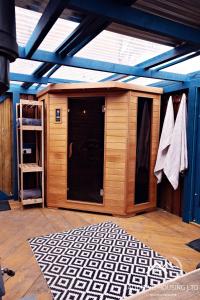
[{"xmin": 29, "ymin": 222, "xmax": 184, "ymax": 300}]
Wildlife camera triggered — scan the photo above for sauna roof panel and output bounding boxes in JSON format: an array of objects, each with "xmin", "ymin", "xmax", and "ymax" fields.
[{"xmin": 37, "ymin": 82, "xmax": 163, "ymax": 97}]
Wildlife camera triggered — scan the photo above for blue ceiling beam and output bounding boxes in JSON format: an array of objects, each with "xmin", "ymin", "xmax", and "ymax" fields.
[
  {"xmin": 22, "ymin": 15, "xmax": 110, "ymax": 88},
  {"xmin": 134, "ymin": 44, "xmax": 198, "ymax": 70},
  {"xmin": 8, "ymin": 84, "xmax": 39, "ymax": 94},
  {"xmin": 123, "ymin": 76, "xmax": 138, "ymax": 83},
  {"xmin": 56, "ymin": 16, "xmax": 110, "ymax": 57},
  {"xmin": 122, "ymin": 50, "xmax": 200, "ymax": 82},
  {"xmin": 186, "ymin": 70, "xmax": 200, "ymax": 79},
  {"xmin": 18, "ymin": 47, "xmax": 187, "ymax": 82},
  {"xmin": 101, "ymin": 44, "xmax": 199, "ymax": 82},
  {"xmin": 153, "ymin": 78, "xmax": 200, "ymax": 93},
  {"xmin": 10, "ymin": 72, "xmax": 84, "ymax": 84},
  {"xmin": 153, "ymin": 51, "xmax": 200, "ymax": 71},
  {"xmin": 25, "ymin": 0, "xmax": 69, "ymax": 58},
  {"xmin": 100, "ymin": 74, "xmax": 127, "ymax": 82},
  {"xmin": 66, "ymin": 0, "xmax": 200, "ymax": 45},
  {"xmin": 0, "ymin": 94, "xmax": 8, "ymax": 103},
  {"xmin": 148, "ymin": 80, "xmax": 173, "ymax": 88},
  {"xmin": 22, "ymin": 1, "xmax": 140, "ymax": 88},
  {"xmin": 46, "ymin": 65, "xmax": 60, "ymax": 77}
]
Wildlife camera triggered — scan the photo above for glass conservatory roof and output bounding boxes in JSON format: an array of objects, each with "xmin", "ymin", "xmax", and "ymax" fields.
[{"xmin": 12, "ymin": 5, "xmax": 199, "ymax": 87}]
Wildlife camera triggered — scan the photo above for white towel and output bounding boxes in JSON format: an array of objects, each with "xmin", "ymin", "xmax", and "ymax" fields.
[
  {"xmin": 154, "ymin": 96, "xmax": 174, "ymax": 183},
  {"xmin": 164, "ymin": 93, "xmax": 188, "ymax": 189}
]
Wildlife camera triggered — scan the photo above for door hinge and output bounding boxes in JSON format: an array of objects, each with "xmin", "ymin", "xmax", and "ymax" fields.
[
  {"xmin": 100, "ymin": 189, "xmax": 104, "ymax": 196},
  {"xmin": 102, "ymin": 105, "xmax": 106, "ymax": 113}
]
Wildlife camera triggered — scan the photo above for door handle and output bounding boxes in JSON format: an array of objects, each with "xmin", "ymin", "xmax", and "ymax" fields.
[{"xmin": 69, "ymin": 142, "xmax": 73, "ymax": 158}]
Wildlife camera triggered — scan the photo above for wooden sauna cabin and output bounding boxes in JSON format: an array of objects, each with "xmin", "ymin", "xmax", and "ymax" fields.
[{"xmin": 37, "ymin": 82, "xmax": 162, "ymax": 216}]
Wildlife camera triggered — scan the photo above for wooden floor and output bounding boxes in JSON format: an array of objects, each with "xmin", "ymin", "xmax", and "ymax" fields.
[{"xmin": 1, "ymin": 204, "xmax": 200, "ymax": 300}]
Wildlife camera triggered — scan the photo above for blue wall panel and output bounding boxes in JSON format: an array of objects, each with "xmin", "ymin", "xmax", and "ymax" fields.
[
  {"xmin": 183, "ymin": 87, "xmax": 199, "ymax": 222},
  {"xmin": 192, "ymin": 88, "xmax": 200, "ymax": 223}
]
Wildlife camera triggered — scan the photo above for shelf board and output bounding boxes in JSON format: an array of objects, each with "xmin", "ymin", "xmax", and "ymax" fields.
[
  {"xmin": 21, "ymin": 198, "xmax": 43, "ymax": 205},
  {"xmin": 20, "ymin": 100, "xmax": 43, "ymax": 106},
  {"xmin": 19, "ymin": 163, "xmax": 43, "ymax": 172},
  {"xmin": 18, "ymin": 125, "xmax": 43, "ymax": 131}
]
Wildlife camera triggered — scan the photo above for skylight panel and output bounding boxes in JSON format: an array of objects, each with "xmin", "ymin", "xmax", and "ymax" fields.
[
  {"xmin": 124, "ymin": 77, "xmax": 162, "ymax": 86},
  {"xmin": 76, "ymin": 30, "xmax": 172, "ymax": 66},
  {"xmin": 52, "ymin": 66, "xmax": 114, "ymax": 82},
  {"xmin": 162, "ymin": 56, "xmax": 200, "ymax": 74},
  {"xmin": 10, "ymin": 59, "xmax": 41, "ymax": 75},
  {"xmin": 38, "ymin": 19, "xmax": 79, "ymax": 52},
  {"xmin": 15, "ymin": 6, "xmax": 41, "ymax": 46},
  {"xmin": 15, "ymin": 6, "xmax": 79, "ymax": 52},
  {"xmin": 151, "ymin": 52, "xmax": 196, "ymax": 70}
]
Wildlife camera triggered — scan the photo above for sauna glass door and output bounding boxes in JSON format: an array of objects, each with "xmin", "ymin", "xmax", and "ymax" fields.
[
  {"xmin": 67, "ymin": 97, "xmax": 105, "ymax": 203},
  {"xmin": 135, "ymin": 97, "xmax": 152, "ymax": 204}
]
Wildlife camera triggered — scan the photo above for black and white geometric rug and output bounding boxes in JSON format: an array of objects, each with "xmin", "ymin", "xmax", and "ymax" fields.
[{"xmin": 28, "ymin": 221, "xmax": 184, "ymax": 300}]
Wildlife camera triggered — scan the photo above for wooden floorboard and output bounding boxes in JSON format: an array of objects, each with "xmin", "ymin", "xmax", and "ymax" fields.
[{"xmin": 1, "ymin": 205, "xmax": 200, "ymax": 299}]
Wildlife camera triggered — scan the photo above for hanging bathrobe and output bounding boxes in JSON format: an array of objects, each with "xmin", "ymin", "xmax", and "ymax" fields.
[
  {"xmin": 164, "ymin": 93, "xmax": 188, "ymax": 190},
  {"xmin": 154, "ymin": 96, "xmax": 174, "ymax": 183}
]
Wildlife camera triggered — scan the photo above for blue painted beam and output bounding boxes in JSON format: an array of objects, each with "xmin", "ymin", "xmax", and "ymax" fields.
[
  {"xmin": 8, "ymin": 84, "xmax": 38, "ymax": 94},
  {"xmin": 0, "ymin": 94, "xmax": 9, "ymax": 103},
  {"xmin": 162, "ymin": 83, "xmax": 187, "ymax": 93},
  {"xmin": 66, "ymin": 0, "xmax": 200, "ymax": 45},
  {"xmin": 192, "ymin": 88, "xmax": 200, "ymax": 224},
  {"xmin": 18, "ymin": 47, "xmax": 187, "ymax": 82},
  {"xmin": 153, "ymin": 51, "xmax": 200, "ymax": 71},
  {"xmin": 32, "ymin": 65, "xmax": 61, "ymax": 91},
  {"xmin": 100, "ymin": 74, "xmax": 126, "ymax": 82},
  {"xmin": 10, "ymin": 72, "xmax": 84, "ymax": 84},
  {"xmin": 157, "ymin": 78, "xmax": 200, "ymax": 93},
  {"xmin": 46, "ymin": 65, "xmax": 60, "ymax": 77},
  {"xmin": 106, "ymin": 49, "xmax": 200, "ymax": 83},
  {"xmin": 148, "ymin": 80, "xmax": 173, "ymax": 88},
  {"xmin": 186, "ymin": 70, "xmax": 200, "ymax": 80},
  {"xmin": 135, "ymin": 44, "xmax": 198, "ymax": 70},
  {"xmin": 25, "ymin": 0, "xmax": 68, "ymax": 58},
  {"xmin": 23, "ymin": 15, "xmax": 110, "ymax": 89},
  {"xmin": 183, "ymin": 87, "xmax": 198, "ymax": 222},
  {"xmin": 56, "ymin": 15, "xmax": 109, "ymax": 57},
  {"xmin": 101, "ymin": 44, "xmax": 198, "ymax": 82},
  {"xmin": 123, "ymin": 76, "xmax": 138, "ymax": 83},
  {"xmin": 126, "ymin": 51, "xmax": 200, "ymax": 83},
  {"xmin": 22, "ymin": 1, "xmax": 138, "ymax": 88}
]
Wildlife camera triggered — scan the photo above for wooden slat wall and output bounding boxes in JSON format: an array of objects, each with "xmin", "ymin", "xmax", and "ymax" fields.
[
  {"xmin": 127, "ymin": 93, "xmax": 137, "ymax": 211},
  {"xmin": 0, "ymin": 97, "xmax": 12, "ymax": 194},
  {"xmin": 104, "ymin": 92, "xmax": 129, "ymax": 215},
  {"xmin": 47, "ymin": 94, "xmax": 67, "ymax": 206}
]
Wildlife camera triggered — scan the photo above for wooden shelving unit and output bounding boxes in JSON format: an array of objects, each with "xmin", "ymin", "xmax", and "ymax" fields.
[
  {"xmin": 18, "ymin": 163, "xmax": 43, "ymax": 173},
  {"xmin": 17, "ymin": 100, "xmax": 44, "ymax": 207}
]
